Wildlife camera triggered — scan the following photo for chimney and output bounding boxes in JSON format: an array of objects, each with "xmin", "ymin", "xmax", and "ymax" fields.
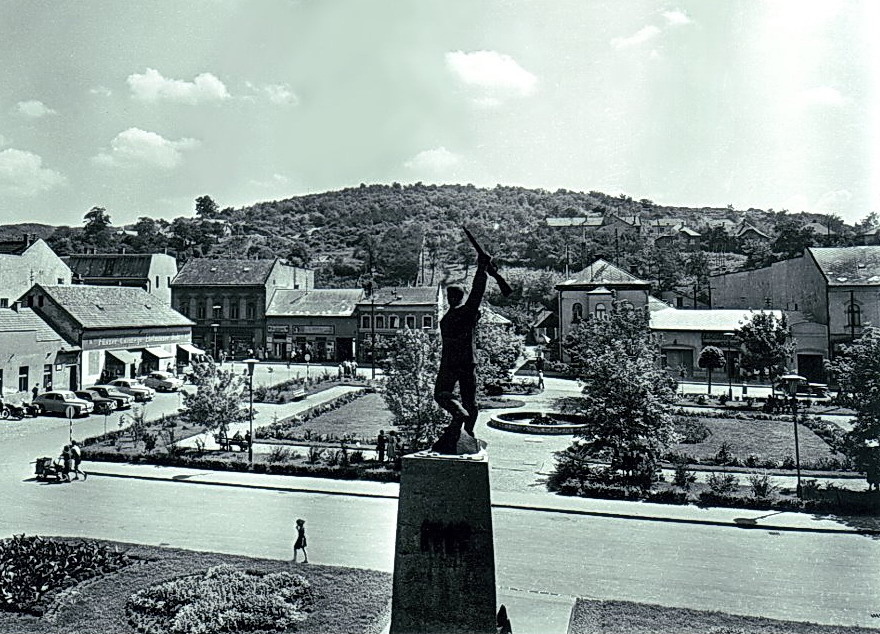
[
  {"xmin": 23, "ymin": 234, "xmax": 31, "ymax": 247},
  {"xmin": 11, "ymin": 300, "xmax": 21, "ymax": 312}
]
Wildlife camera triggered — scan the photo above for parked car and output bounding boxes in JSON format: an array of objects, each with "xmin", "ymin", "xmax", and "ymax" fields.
[
  {"xmin": 142, "ymin": 371, "xmax": 183, "ymax": 392},
  {"xmin": 86, "ymin": 385, "xmax": 134, "ymax": 410},
  {"xmin": 103, "ymin": 379, "xmax": 155, "ymax": 402},
  {"xmin": 75, "ymin": 390, "xmax": 117, "ymax": 414},
  {"xmin": 772, "ymin": 381, "xmax": 831, "ymax": 402},
  {"xmin": 32, "ymin": 391, "xmax": 94, "ymax": 417}
]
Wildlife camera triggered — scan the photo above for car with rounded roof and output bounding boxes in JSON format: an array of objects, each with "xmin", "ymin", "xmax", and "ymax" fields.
[
  {"xmin": 75, "ymin": 389, "xmax": 117, "ymax": 415},
  {"xmin": 142, "ymin": 371, "xmax": 183, "ymax": 392},
  {"xmin": 32, "ymin": 391, "xmax": 94, "ymax": 418},
  {"xmin": 102, "ymin": 378, "xmax": 155, "ymax": 402},
  {"xmin": 85, "ymin": 385, "xmax": 134, "ymax": 409}
]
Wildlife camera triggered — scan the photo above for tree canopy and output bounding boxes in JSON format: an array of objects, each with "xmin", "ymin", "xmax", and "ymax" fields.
[{"xmin": 735, "ymin": 311, "xmax": 795, "ymax": 382}]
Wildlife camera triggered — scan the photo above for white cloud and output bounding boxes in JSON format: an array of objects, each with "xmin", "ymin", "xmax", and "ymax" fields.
[
  {"xmin": 815, "ymin": 189, "xmax": 852, "ymax": 211},
  {"xmin": 15, "ymin": 100, "xmax": 57, "ymax": 118},
  {"xmin": 663, "ymin": 10, "xmax": 692, "ymax": 26},
  {"xmin": 93, "ymin": 128, "xmax": 199, "ymax": 169},
  {"xmin": 445, "ymin": 50, "xmax": 537, "ymax": 99},
  {"xmin": 89, "ymin": 86, "xmax": 112, "ymax": 97},
  {"xmin": 800, "ymin": 86, "xmax": 846, "ymax": 107},
  {"xmin": 404, "ymin": 147, "xmax": 461, "ymax": 173},
  {"xmin": 0, "ymin": 148, "xmax": 66, "ymax": 197},
  {"xmin": 611, "ymin": 25, "xmax": 661, "ymax": 49},
  {"xmin": 244, "ymin": 82, "xmax": 299, "ymax": 105},
  {"xmin": 127, "ymin": 68, "xmax": 230, "ymax": 104}
]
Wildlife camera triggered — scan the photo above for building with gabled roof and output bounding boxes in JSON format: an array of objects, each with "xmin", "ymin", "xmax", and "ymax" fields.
[
  {"xmin": 266, "ymin": 288, "xmax": 364, "ymax": 361},
  {"xmin": 0, "ymin": 236, "xmax": 71, "ymax": 309},
  {"xmin": 65, "ymin": 252, "xmax": 178, "ymax": 303},
  {"xmin": 355, "ymin": 285, "xmax": 441, "ymax": 365},
  {"xmin": 171, "ymin": 258, "xmax": 314, "ymax": 359},
  {"xmin": 735, "ymin": 222, "xmax": 772, "ymax": 243},
  {"xmin": 19, "ymin": 284, "xmax": 193, "ymax": 386}
]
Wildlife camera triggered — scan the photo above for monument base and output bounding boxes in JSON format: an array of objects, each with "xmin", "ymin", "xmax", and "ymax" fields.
[{"xmin": 390, "ymin": 449, "xmax": 497, "ymax": 634}]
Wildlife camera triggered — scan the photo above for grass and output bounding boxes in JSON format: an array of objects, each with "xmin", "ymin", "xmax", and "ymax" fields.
[
  {"xmin": 671, "ymin": 417, "xmax": 841, "ymax": 469},
  {"xmin": 0, "ymin": 539, "xmax": 390, "ymax": 634},
  {"xmin": 568, "ymin": 598, "xmax": 878, "ymax": 633},
  {"xmin": 297, "ymin": 393, "xmax": 394, "ymax": 441}
]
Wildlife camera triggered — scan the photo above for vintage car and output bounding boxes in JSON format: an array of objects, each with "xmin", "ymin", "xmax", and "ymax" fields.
[
  {"xmin": 85, "ymin": 385, "xmax": 134, "ymax": 410},
  {"xmin": 75, "ymin": 390, "xmax": 117, "ymax": 414},
  {"xmin": 142, "ymin": 371, "xmax": 183, "ymax": 392},
  {"xmin": 32, "ymin": 391, "xmax": 95, "ymax": 417},
  {"xmin": 101, "ymin": 379, "xmax": 155, "ymax": 402}
]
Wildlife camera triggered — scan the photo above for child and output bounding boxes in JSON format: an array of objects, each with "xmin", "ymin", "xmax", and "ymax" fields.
[{"xmin": 293, "ymin": 518, "xmax": 308, "ymax": 563}]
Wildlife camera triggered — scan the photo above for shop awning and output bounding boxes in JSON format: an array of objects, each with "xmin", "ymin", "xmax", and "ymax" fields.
[
  {"xmin": 54, "ymin": 350, "xmax": 80, "ymax": 365},
  {"xmin": 143, "ymin": 346, "xmax": 174, "ymax": 359},
  {"xmin": 107, "ymin": 349, "xmax": 137, "ymax": 364},
  {"xmin": 178, "ymin": 343, "xmax": 205, "ymax": 356}
]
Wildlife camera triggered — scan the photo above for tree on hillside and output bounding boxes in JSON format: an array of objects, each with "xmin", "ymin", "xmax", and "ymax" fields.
[
  {"xmin": 826, "ymin": 327, "xmax": 880, "ymax": 489},
  {"xmin": 740, "ymin": 239, "xmax": 774, "ymax": 269},
  {"xmin": 82, "ymin": 206, "xmax": 115, "ymax": 251},
  {"xmin": 698, "ymin": 346, "xmax": 726, "ymax": 395},
  {"xmin": 734, "ymin": 311, "xmax": 794, "ymax": 382},
  {"xmin": 379, "ymin": 328, "xmax": 447, "ymax": 452},
  {"xmin": 46, "ymin": 226, "xmax": 79, "ymax": 256},
  {"xmin": 475, "ymin": 320, "xmax": 524, "ymax": 394},
  {"xmin": 178, "ymin": 360, "xmax": 248, "ymax": 433},
  {"xmin": 195, "ymin": 195, "xmax": 220, "ymax": 219},
  {"xmin": 772, "ymin": 216, "xmax": 816, "ymax": 260},
  {"xmin": 553, "ymin": 301, "xmax": 678, "ymax": 488}
]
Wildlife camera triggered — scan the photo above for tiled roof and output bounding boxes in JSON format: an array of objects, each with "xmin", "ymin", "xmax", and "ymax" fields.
[
  {"xmin": 558, "ymin": 259, "xmax": 649, "ymax": 288},
  {"xmin": 172, "ymin": 259, "xmax": 276, "ymax": 286},
  {"xmin": 648, "ymin": 296, "xmax": 675, "ymax": 312},
  {"xmin": 809, "ymin": 246, "xmax": 880, "ymax": 286},
  {"xmin": 357, "ymin": 286, "xmax": 439, "ymax": 306},
  {"xmin": 0, "ymin": 307, "xmax": 63, "ymax": 341},
  {"xmin": 0, "ymin": 239, "xmax": 33, "ymax": 255},
  {"xmin": 481, "ymin": 307, "xmax": 513, "ymax": 326},
  {"xmin": 267, "ymin": 289, "xmax": 363, "ymax": 317},
  {"xmin": 65, "ymin": 254, "xmax": 155, "ymax": 279},
  {"xmin": 36, "ymin": 285, "xmax": 193, "ymax": 329},
  {"xmin": 650, "ymin": 309, "xmax": 783, "ymax": 332},
  {"xmin": 735, "ymin": 223, "xmax": 771, "ymax": 240},
  {"xmin": 677, "ymin": 225, "xmax": 701, "ymax": 237},
  {"xmin": 546, "ymin": 216, "xmax": 604, "ymax": 228}
]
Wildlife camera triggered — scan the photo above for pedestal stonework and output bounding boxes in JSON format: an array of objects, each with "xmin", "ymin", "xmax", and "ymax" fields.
[{"xmin": 390, "ymin": 449, "xmax": 497, "ymax": 634}]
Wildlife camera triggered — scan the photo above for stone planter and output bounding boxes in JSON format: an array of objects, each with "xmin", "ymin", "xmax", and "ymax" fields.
[{"xmin": 488, "ymin": 411, "xmax": 588, "ymax": 435}]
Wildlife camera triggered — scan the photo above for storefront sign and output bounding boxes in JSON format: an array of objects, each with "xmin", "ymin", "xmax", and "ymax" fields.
[
  {"xmin": 291, "ymin": 325, "xmax": 335, "ymax": 335},
  {"xmin": 83, "ymin": 331, "xmax": 190, "ymax": 349},
  {"xmin": 267, "ymin": 325, "xmax": 290, "ymax": 334}
]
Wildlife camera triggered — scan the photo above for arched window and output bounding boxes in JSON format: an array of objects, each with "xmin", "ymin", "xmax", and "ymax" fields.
[
  {"xmin": 389, "ymin": 315, "xmax": 400, "ymax": 329},
  {"xmin": 595, "ymin": 303, "xmax": 607, "ymax": 319},
  {"xmin": 846, "ymin": 302, "xmax": 861, "ymax": 327},
  {"xmin": 572, "ymin": 303, "xmax": 583, "ymax": 322},
  {"xmin": 375, "ymin": 315, "xmax": 385, "ymax": 329}
]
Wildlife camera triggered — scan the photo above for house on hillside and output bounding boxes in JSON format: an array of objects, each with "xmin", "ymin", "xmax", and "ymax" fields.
[
  {"xmin": 735, "ymin": 222, "xmax": 772, "ymax": 244},
  {"xmin": 171, "ymin": 258, "xmax": 314, "ymax": 358},
  {"xmin": 655, "ymin": 225, "xmax": 701, "ymax": 251},
  {"xmin": 0, "ymin": 236, "xmax": 71, "ymax": 309},
  {"xmin": 711, "ymin": 246, "xmax": 880, "ymax": 378},
  {"xmin": 65, "ymin": 253, "xmax": 178, "ymax": 304},
  {"xmin": 855, "ymin": 227, "xmax": 880, "ymax": 246},
  {"xmin": 802, "ymin": 221, "xmax": 835, "ymax": 237}
]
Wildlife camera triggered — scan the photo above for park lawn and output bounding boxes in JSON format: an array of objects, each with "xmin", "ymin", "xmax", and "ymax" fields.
[
  {"xmin": 297, "ymin": 392, "xmax": 395, "ymax": 442},
  {"xmin": 671, "ymin": 417, "xmax": 840, "ymax": 469},
  {"xmin": 0, "ymin": 539, "xmax": 390, "ymax": 634},
  {"xmin": 568, "ymin": 599, "xmax": 877, "ymax": 634}
]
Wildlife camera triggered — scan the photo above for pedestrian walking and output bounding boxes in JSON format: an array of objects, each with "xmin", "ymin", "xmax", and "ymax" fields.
[
  {"xmin": 386, "ymin": 431, "xmax": 397, "ymax": 464},
  {"xmin": 497, "ymin": 604, "xmax": 513, "ymax": 633},
  {"xmin": 60, "ymin": 445, "xmax": 72, "ymax": 483},
  {"xmin": 376, "ymin": 430, "xmax": 387, "ymax": 463},
  {"xmin": 351, "ymin": 360, "xmax": 358, "ymax": 378},
  {"xmin": 32, "ymin": 385, "xmax": 39, "ymax": 401},
  {"xmin": 70, "ymin": 440, "xmax": 87, "ymax": 480},
  {"xmin": 219, "ymin": 350, "xmax": 227, "ymax": 366},
  {"xmin": 293, "ymin": 518, "xmax": 309, "ymax": 563},
  {"xmin": 535, "ymin": 354, "xmax": 545, "ymax": 390}
]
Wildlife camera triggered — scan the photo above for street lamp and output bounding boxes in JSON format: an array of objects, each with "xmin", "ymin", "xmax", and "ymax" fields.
[
  {"xmin": 244, "ymin": 357, "xmax": 258, "ymax": 466},
  {"xmin": 211, "ymin": 323, "xmax": 219, "ymax": 362},
  {"xmin": 724, "ymin": 331, "xmax": 736, "ymax": 401},
  {"xmin": 363, "ymin": 280, "xmax": 377, "ymax": 380},
  {"xmin": 780, "ymin": 373, "xmax": 807, "ymax": 498}
]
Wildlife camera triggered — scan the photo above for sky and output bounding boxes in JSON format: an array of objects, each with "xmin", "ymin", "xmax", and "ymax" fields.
[{"xmin": 0, "ymin": 0, "xmax": 877, "ymax": 227}]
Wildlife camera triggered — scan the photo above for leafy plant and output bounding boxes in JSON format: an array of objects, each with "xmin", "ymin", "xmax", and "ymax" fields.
[
  {"xmin": 307, "ymin": 446, "xmax": 325, "ymax": 464},
  {"xmin": 747, "ymin": 471, "xmax": 778, "ymax": 498},
  {"xmin": 671, "ymin": 456, "xmax": 697, "ymax": 490},
  {"xmin": 266, "ymin": 446, "xmax": 294, "ymax": 463},
  {"xmin": 706, "ymin": 472, "xmax": 739, "ymax": 495}
]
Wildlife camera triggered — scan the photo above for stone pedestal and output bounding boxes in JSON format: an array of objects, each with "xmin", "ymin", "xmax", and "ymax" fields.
[{"xmin": 390, "ymin": 449, "xmax": 496, "ymax": 634}]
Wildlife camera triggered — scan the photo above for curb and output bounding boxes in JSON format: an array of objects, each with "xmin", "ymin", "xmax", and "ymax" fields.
[{"xmin": 87, "ymin": 469, "xmax": 880, "ymax": 536}]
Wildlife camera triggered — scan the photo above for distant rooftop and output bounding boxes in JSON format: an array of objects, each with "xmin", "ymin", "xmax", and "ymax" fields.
[
  {"xmin": 557, "ymin": 259, "xmax": 650, "ymax": 288},
  {"xmin": 172, "ymin": 259, "xmax": 277, "ymax": 286},
  {"xmin": 0, "ymin": 237, "xmax": 38, "ymax": 256},
  {"xmin": 546, "ymin": 216, "xmax": 604, "ymax": 228},
  {"xmin": 357, "ymin": 286, "xmax": 439, "ymax": 306},
  {"xmin": 267, "ymin": 289, "xmax": 363, "ymax": 317},
  {"xmin": 0, "ymin": 307, "xmax": 63, "ymax": 342},
  {"xmin": 66, "ymin": 253, "xmax": 172, "ymax": 279},
  {"xmin": 809, "ymin": 246, "xmax": 880, "ymax": 286}
]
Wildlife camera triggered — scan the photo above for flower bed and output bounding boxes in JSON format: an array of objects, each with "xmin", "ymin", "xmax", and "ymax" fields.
[
  {"xmin": 256, "ymin": 389, "xmax": 371, "ymax": 441},
  {"xmin": 488, "ymin": 411, "xmax": 589, "ymax": 435}
]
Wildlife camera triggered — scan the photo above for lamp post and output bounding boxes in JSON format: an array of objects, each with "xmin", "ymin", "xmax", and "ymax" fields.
[
  {"xmin": 211, "ymin": 323, "xmax": 219, "ymax": 362},
  {"xmin": 363, "ymin": 280, "xmax": 377, "ymax": 380},
  {"xmin": 244, "ymin": 358, "xmax": 258, "ymax": 466},
  {"xmin": 780, "ymin": 373, "xmax": 807, "ymax": 498},
  {"xmin": 724, "ymin": 331, "xmax": 735, "ymax": 401}
]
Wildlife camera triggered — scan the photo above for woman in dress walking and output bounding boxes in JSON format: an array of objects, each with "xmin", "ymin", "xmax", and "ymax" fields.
[{"xmin": 293, "ymin": 518, "xmax": 308, "ymax": 563}]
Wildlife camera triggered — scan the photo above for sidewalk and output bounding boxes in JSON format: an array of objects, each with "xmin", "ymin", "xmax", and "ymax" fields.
[{"xmin": 82, "ymin": 460, "xmax": 880, "ymax": 535}]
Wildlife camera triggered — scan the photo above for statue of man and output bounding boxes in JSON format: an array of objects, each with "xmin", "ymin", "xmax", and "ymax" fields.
[{"xmin": 432, "ymin": 250, "xmax": 494, "ymax": 453}]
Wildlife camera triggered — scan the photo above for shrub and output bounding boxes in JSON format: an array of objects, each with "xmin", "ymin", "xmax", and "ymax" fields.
[
  {"xmin": 675, "ymin": 419, "xmax": 711, "ymax": 444},
  {"xmin": 266, "ymin": 446, "xmax": 294, "ymax": 463},
  {"xmin": 671, "ymin": 457, "xmax": 697, "ymax": 490},
  {"xmin": 125, "ymin": 564, "xmax": 314, "ymax": 634},
  {"xmin": 747, "ymin": 471, "xmax": 778, "ymax": 498},
  {"xmin": 713, "ymin": 442, "xmax": 736, "ymax": 466},
  {"xmin": 349, "ymin": 450, "xmax": 365, "ymax": 464},
  {"xmin": 781, "ymin": 455, "xmax": 796, "ymax": 470},
  {"xmin": 801, "ymin": 478, "xmax": 821, "ymax": 496},
  {"xmin": 706, "ymin": 472, "xmax": 739, "ymax": 495},
  {"xmin": 307, "ymin": 446, "xmax": 325, "ymax": 464},
  {"xmin": 0, "ymin": 535, "xmax": 130, "ymax": 615}
]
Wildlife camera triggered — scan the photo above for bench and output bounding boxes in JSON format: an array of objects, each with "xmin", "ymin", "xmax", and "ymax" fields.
[
  {"xmin": 213, "ymin": 434, "xmax": 250, "ymax": 452},
  {"xmin": 291, "ymin": 388, "xmax": 307, "ymax": 401}
]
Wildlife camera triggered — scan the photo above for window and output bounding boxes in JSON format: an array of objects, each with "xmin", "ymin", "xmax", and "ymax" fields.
[
  {"xmin": 246, "ymin": 303, "xmax": 256, "ymax": 320},
  {"xmin": 18, "ymin": 366, "xmax": 28, "ymax": 393},
  {"xmin": 423, "ymin": 315, "xmax": 433, "ymax": 329},
  {"xmin": 846, "ymin": 303, "xmax": 862, "ymax": 327},
  {"xmin": 0, "ymin": 298, "xmax": 7, "ymax": 308},
  {"xmin": 57, "ymin": 278, "xmax": 64, "ymax": 284},
  {"xmin": 375, "ymin": 315, "xmax": 385, "ymax": 329},
  {"xmin": 229, "ymin": 302, "xmax": 239, "ymax": 319},
  {"xmin": 361, "ymin": 315, "xmax": 371, "ymax": 329},
  {"xmin": 197, "ymin": 302, "xmax": 206, "ymax": 320},
  {"xmin": 594, "ymin": 303, "xmax": 606, "ymax": 319},
  {"xmin": 178, "ymin": 302, "xmax": 189, "ymax": 317},
  {"xmin": 406, "ymin": 315, "xmax": 416, "ymax": 329},
  {"xmin": 43, "ymin": 364, "xmax": 52, "ymax": 389},
  {"xmin": 37, "ymin": 295, "xmax": 44, "ymax": 307},
  {"xmin": 389, "ymin": 315, "xmax": 400, "ymax": 329},
  {"xmin": 572, "ymin": 303, "xmax": 583, "ymax": 322},
  {"xmin": 212, "ymin": 304, "xmax": 223, "ymax": 319}
]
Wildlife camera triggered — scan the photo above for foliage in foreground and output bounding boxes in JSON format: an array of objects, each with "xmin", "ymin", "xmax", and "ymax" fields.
[
  {"xmin": 734, "ymin": 310, "xmax": 795, "ymax": 382},
  {"xmin": 126, "ymin": 564, "xmax": 314, "ymax": 634},
  {"xmin": 0, "ymin": 535, "xmax": 130, "ymax": 615},
  {"xmin": 179, "ymin": 360, "xmax": 249, "ymax": 433}
]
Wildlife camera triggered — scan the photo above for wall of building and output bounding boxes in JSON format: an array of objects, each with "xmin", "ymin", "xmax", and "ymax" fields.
[
  {"xmin": 146, "ymin": 254, "xmax": 178, "ymax": 304},
  {"xmin": 0, "ymin": 311, "xmax": 72, "ymax": 400},
  {"xmin": 0, "ymin": 241, "xmax": 72, "ymax": 308},
  {"xmin": 355, "ymin": 304, "xmax": 439, "ymax": 362},
  {"xmin": 173, "ymin": 286, "xmax": 267, "ymax": 357},
  {"xmin": 271, "ymin": 262, "xmax": 315, "ymax": 291},
  {"xmin": 558, "ymin": 287, "xmax": 649, "ymax": 342},
  {"xmin": 828, "ymin": 287, "xmax": 880, "ymax": 344},
  {"xmin": 265, "ymin": 316, "xmax": 358, "ymax": 362}
]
